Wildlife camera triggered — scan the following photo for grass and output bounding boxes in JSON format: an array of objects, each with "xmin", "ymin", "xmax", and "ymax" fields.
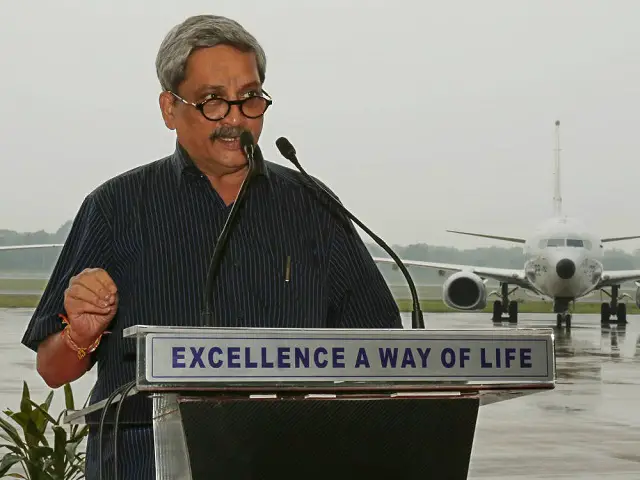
[
  {"xmin": 0, "ymin": 278, "xmax": 49, "ymax": 291},
  {"xmin": 0, "ymin": 294, "xmax": 43, "ymax": 308},
  {"xmin": 1, "ymin": 291, "xmax": 637, "ymax": 314},
  {"xmin": 1, "ymin": 276, "xmax": 636, "ymax": 313}
]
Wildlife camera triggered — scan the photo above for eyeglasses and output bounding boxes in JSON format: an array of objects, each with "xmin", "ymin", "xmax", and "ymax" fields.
[{"xmin": 169, "ymin": 90, "xmax": 273, "ymax": 121}]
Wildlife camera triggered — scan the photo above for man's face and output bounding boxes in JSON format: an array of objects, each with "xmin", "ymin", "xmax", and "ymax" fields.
[{"xmin": 160, "ymin": 44, "xmax": 266, "ymax": 174}]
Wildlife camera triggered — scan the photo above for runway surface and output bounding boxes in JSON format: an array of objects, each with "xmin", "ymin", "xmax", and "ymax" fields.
[
  {"xmin": 3, "ymin": 309, "xmax": 640, "ymax": 478},
  {"xmin": 410, "ymin": 313, "xmax": 640, "ymax": 479}
]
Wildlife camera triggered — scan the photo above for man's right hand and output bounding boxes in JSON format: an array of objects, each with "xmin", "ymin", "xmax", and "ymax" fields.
[{"xmin": 63, "ymin": 268, "xmax": 118, "ymax": 347}]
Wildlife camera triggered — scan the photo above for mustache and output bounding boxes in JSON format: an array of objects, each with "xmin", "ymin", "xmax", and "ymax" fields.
[{"xmin": 209, "ymin": 126, "xmax": 247, "ymax": 141}]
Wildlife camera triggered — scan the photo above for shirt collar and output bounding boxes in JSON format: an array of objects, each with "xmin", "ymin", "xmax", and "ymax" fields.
[{"xmin": 170, "ymin": 140, "xmax": 272, "ymax": 187}]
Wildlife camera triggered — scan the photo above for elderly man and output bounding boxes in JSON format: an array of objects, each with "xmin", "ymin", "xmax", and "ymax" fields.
[{"xmin": 21, "ymin": 14, "xmax": 401, "ymax": 479}]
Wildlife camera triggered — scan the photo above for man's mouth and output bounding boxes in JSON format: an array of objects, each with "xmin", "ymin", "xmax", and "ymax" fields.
[{"xmin": 214, "ymin": 135, "xmax": 243, "ymax": 150}]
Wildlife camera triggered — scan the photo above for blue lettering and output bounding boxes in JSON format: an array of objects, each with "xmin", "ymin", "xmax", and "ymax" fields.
[
  {"xmin": 314, "ymin": 347, "xmax": 328, "ymax": 368},
  {"xmin": 245, "ymin": 347, "xmax": 257, "ymax": 368},
  {"xmin": 278, "ymin": 347, "xmax": 291, "ymax": 368},
  {"xmin": 355, "ymin": 348, "xmax": 370, "ymax": 368},
  {"xmin": 416, "ymin": 347, "xmax": 431, "ymax": 367},
  {"xmin": 227, "ymin": 347, "xmax": 241, "ymax": 368},
  {"xmin": 378, "ymin": 348, "xmax": 398, "ymax": 368},
  {"xmin": 401, "ymin": 348, "xmax": 416, "ymax": 368},
  {"xmin": 480, "ymin": 348, "xmax": 492, "ymax": 368},
  {"xmin": 505, "ymin": 347, "xmax": 516, "ymax": 368},
  {"xmin": 208, "ymin": 347, "xmax": 223, "ymax": 368},
  {"xmin": 441, "ymin": 348, "xmax": 455, "ymax": 368},
  {"xmin": 460, "ymin": 347, "xmax": 471, "ymax": 368},
  {"xmin": 189, "ymin": 347, "xmax": 206, "ymax": 368},
  {"xmin": 295, "ymin": 347, "xmax": 309, "ymax": 368},
  {"xmin": 172, "ymin": 347, "xmax": 185, "ymax": 368},
  {"xmin": 332, "ymin": 347, "xmax": 345, "ymax": 368},
  {"xmin": 261, "ymin": 347, "xmax": 274, "ymax": 368},
  {"xmin": 520, "ymin": 348, "xmax": 532, "ymax": 368},
  {"xmin": 480, "ymin": 347, "xmax": 533, "ymax": 368}
]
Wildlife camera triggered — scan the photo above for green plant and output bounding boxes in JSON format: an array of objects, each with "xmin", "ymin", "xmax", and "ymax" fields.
[{"xmin": 0, "ymin": 382, "xmax": 89, "ymax": 479}]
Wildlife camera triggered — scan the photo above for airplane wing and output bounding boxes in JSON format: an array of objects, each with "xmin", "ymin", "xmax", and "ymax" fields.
[
  {"xmin": 372, "ymin": 257, "xmax": 531, "ymax": 289},
  {"xmin": 445, "ymin": 230, "xmax": 526, "ymax": 244},
  {"xmin": 0, "ymin": 244, "xmax": 63, "ymax": 251},
  {"xmin": 596, "ymin": 270, "xmax": 640, "ymax": 288}
]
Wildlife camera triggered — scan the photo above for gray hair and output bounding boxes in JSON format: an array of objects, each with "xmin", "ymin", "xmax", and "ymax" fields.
[{"xmin": 155, "ymin": 15, "xmax": 267, "ymax": 93}]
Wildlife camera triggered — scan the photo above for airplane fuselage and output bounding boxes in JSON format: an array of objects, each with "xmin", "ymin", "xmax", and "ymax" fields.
[{"xmin": 522, "ymin": 216, "xmax": 603, "ymax": 301}]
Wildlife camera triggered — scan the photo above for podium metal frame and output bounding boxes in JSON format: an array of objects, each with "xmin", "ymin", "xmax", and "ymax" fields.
[{"xmin": 64, "ymin": 325, "xmax": 556, "ymax": 479}]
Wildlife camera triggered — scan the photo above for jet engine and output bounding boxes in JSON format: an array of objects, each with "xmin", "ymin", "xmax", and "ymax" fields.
[{"xmin": 442, "ymin": 271, "xmax": 487, "ymax": 310}]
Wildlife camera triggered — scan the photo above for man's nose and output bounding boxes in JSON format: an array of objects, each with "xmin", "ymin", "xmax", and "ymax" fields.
[
  {"xmin": 222, "ymin": 103, "xmax": 244, "ymax": 126},
  {"xmin": 556, "ymin": 258, "xmax": 576, "ymax": 280}
]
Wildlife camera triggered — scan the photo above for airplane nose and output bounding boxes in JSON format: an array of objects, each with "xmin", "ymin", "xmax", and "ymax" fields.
[{"xmin": 556, "ymin": 258, "xmax": 576, "ymax": 280}]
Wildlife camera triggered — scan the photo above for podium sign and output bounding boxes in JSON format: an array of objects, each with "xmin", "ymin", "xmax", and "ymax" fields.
[
  {"xmin": 139, "ymin": 326, "xmax": 553, "ymax": 386},
  {"xmin": 64, "ymin": 325, "xmax": 556, "ymax": 479}
]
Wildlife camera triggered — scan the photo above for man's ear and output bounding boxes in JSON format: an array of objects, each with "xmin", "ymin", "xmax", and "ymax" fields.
[{"xmin": 159, "ymin": 91, "xmax": 177, "ymax": 130}]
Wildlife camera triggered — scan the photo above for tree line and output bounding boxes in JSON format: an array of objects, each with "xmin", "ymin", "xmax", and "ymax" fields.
[{"xmin": 2, "ymin": 222, "xmax": 640, "ymax": 284}]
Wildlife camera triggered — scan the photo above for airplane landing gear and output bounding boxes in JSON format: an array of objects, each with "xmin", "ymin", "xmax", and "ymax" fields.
[
  {"xmin": 491, "ymin": 283, "xmax": 519, "ymax": 324},
  {"xmin": 600, "ymin": 285, "xmax": 628, "ymax": 324},
  {"xmin": 556, "ymin": 312, "xmax": 572, "ymax": 328},
  {"xmin": 554, "ymin": 298, "xmax": 572, "ymax": 328}
]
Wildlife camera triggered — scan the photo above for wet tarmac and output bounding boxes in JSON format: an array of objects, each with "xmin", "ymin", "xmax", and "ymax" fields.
[
  {"xmin": 417, "ymin": 313, "xmax": 640, "ymax": 479},
  {"xmin": 3, "ymin": 309, "xmax": 640, "ymax": 478}
]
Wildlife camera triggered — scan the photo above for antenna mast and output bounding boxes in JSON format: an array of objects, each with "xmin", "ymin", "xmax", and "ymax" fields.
[{"xmin": 553, "ymin": 120, "xmax": 562, "ymax": 216}]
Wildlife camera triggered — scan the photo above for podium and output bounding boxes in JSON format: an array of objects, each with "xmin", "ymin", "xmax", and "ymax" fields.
[{"xmin": 64, "ymin": 325, "xmax": 556, "ymax": 479}]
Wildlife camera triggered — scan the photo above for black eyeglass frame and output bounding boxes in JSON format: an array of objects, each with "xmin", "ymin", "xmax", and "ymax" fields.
[{"xmin": 169, "ymin": 90, "xmax": 273, "ymax": 121}]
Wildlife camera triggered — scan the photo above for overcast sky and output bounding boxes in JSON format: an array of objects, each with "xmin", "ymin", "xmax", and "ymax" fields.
[{"xmin": 1, "ymin": 0, "xmax": 639, "ymax": 251}]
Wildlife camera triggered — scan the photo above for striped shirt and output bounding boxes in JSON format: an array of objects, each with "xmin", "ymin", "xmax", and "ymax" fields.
[{"xmin": 21, "ymin": 142, "xmax": 401, "ymax": 479}]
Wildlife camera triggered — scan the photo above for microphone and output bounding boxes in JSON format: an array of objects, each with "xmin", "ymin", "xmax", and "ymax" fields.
[
  {"xmin": 201, "ymin": 131, "xmax": 260, "ymax": 324},
  {"xmin": 275, "ymin": 137, "xmax": 425, "ymax": 329}
]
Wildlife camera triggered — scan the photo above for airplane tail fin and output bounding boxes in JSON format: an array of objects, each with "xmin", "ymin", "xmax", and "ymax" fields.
[
  {"xmin": 446, "ymin": 230, "xmax": 526, "ymax": 244},
  {"xmin": 553, "ymin": 120, "xmax": 562, "ymax": 217}
]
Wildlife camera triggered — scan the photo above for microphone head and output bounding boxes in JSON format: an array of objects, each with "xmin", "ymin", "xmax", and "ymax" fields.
[
  {"xmin": 240, "ymin": 131, "xmax": 255, "ymax": 154},
  {"xmin": 275, "ymin": 137, "xmax": 297, "ymax": 161},
  {"xmin": 240, "ymin": 130, "xmax": 256, "ymax": 170}
]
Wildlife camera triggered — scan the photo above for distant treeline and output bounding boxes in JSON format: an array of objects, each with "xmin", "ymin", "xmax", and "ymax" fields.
[{"xmin": 3, "ymin": 222, "xmax": 640, "ymax": 284}]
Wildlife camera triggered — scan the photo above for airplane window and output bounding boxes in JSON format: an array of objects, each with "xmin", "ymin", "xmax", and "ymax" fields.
[
  {"xmin": 566, "ymin": 239, "xmax": 584, "ymax": 247},
  {"xmin": 546, "ymin": 238, "xmax": 564, "ymax": 247}
]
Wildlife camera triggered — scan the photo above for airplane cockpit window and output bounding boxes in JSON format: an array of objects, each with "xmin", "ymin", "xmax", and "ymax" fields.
[
  {"xmin": 542, "ymin": 238, "xmax": 591, "ymax": 248},
  {"xmin": 546, "ymin": 238, "xmax": 565, "ymax": 247}
]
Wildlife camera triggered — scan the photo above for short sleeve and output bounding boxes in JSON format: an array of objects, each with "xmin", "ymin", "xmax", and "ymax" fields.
[
  {"xmin": 326, "ymin": 215, "xmax": 403, "ymax": 329},
  {"xmin": 21, "ymin": 192, "xmax": 112, "ymax": 354}
]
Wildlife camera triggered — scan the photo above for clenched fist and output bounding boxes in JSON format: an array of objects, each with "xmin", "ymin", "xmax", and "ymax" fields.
[{"xmin": 63, "ymin": 268, "xmax": 118, "ymax": 347}]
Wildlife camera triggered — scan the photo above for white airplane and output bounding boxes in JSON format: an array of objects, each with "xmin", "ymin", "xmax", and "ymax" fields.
[
  {"xmin": 0, "ymin": 244, "xmax": 63, "ymax": 251},
  {"xmin": 374, "ymin": 121, "xmax": 640, "ymax": 327}
]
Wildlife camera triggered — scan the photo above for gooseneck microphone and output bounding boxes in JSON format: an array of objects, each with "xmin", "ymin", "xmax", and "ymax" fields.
[
  {"xmin": 201, "ymin": 131, "xmax": 262, "ymax": 324},
  {"xmin": 275, "ymin": 137, "xmax": 425, "ymax": 329}
]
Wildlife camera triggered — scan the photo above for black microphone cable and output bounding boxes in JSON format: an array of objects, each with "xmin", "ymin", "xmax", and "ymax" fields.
[
  {"xmin": 97, "ymin": 380, "xmax": 136, "ymax": 480},
  {"xmin": 201, "ymin": 130, "xmax": 261, "ymax": 324},
  {"xmin": 203, "ymin": 131, "xmax": 263, "ymax": 325},
  {"xmin": 112, "ymin": 381, "xmax": 139, "ymax": 480}
]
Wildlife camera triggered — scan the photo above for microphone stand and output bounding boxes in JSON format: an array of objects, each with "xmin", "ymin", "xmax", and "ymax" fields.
[
  {"xmin": 275, "ymin": 137, "xmax": 425, "ymax": 329},
  {"xmin": 201, "ymin": 132, "xmax": 259, "ymax": 325}
]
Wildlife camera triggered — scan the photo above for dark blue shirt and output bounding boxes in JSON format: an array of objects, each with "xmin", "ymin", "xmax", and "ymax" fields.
[{"xmin": 21, "ymin": 143, "xmax": 402, "ymax": 479}]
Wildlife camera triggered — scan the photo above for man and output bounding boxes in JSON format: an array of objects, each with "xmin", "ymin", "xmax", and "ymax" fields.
[{"xmin": 21, "ymin": 14, "xmax": 401, "ymax": 479}]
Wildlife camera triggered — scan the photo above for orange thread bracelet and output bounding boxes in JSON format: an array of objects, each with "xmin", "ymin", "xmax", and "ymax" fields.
[{"xmin": 59, "ymin": 313, "xmax": 110, "ymax": 360}]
